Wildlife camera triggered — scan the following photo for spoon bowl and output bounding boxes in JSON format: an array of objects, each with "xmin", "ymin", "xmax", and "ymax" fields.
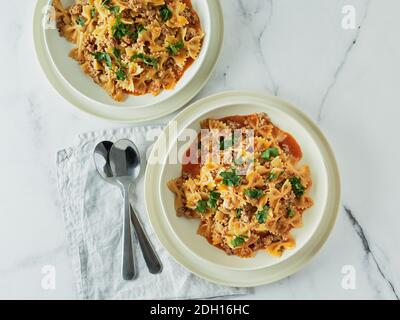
[
  {"xmin": 109, "ymin": 139, "xmax": 141, "ymax": 184},
  {"xmin": 94, "ymin": 141, "xmax": 114, "ymax": 180}
]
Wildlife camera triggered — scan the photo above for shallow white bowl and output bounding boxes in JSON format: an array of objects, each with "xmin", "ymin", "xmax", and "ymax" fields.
[
  {"xmin": 34, "ymin": 0, "xmax": 223, "ymax": 122},
  {"xmin": 145, "ymin": 91, "xmax": 341, "ymax": 285}
]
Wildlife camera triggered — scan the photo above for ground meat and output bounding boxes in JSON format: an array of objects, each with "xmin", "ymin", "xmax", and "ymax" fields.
[
  {"xmin": 89, "ymin": 68, "xmax": 101, "ymax": 82},
  {"xmin": 184, "ymin": 27, "xmax": 197, "ymax": 41},
  {"xmin": 165, "ymin": 57, "xmax": 175, "ymax": 69},
  {"xmin": 105, "ymin": 37, "xmax": 117, "ymax": 48},
  {"xmin": 69, "ymin": 4, "xmax": 82, "ymax": 16},
  {"xmin": 121, "ymin": 9, "xmax": 133, "ymax": 19},
  {"xmin": 56, "ymin": 20, "xmax": 66, "ymax": 33},
  {"xmin": 129, "ymin": 0, "xmax": 146, "ymax": 15},
  {"xmin": 83, "ymin": 35, "xmax": 97, "ymax": 53},
  {"xmin": 261, "ymin": 234, "xmax": 275, "ymax": 247},
  {"xmin": 161, "ymin": 25, "xmax": 174, "ymax": 38},
  {"xmin": 97, "ymin": 42, "xmax": 107, "ymax": 51},
  {"xmin": 121, "ymin": 35, "xmax": 134, "ymax": 47},
  {"xmin": 149, "ymin": 80, "xmax": 161, "ymax": 94},
  {"xmin": 182, "ymin": 8, "xmax": 199, "ymax": 26},
  {"xmin": 177, "ymin": 203, "xmax": 199, "ymax": 219}
]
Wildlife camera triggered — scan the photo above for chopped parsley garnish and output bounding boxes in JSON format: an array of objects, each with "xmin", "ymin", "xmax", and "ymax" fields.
[
  {"xmin": 113, "ymin": 47, "xmax": 121, "ymax": 60},
  {"xmin": 167, "ymin": 41, "xmax": 184, "ymax": 55},
  {"xmin": 196, "ymin": 200, "xmax": 208, "ymax": 213},
  {"xmin": 115, "ymin": 68, "xmax": 127, "ymax": 80},
  {"xmin": 101, "ymin": 0, "xmax": 119, "ymax": 15},
  {"xmin": 76, "ymin": 16, "xmax": 86, "ymax": 27},
  {"xmin": 269, "ymin": 169, "xmax": 283, "ymax": 181},
  {"xmin": 231, "ymin": 236, "xmax": 245, "ymax": 248},
  {"xmin": 136, "ymin": 24, "xmax": 146, "ymax": 34},
  {"xmin": 131, "ymin": 53, "xmax": 158, "ymax": 69},
  {"xmin": 102, "ymin": 0, "xmax": 111, "ymax": 7},
  {"xmin": 289, "ymin": 177, "xmax": 305, "ymax": 197},
  {"xmin": 236, "ymin": 209, "xmax": 242, "ymax": 219},
  {"xmin": 261, "ymin": 147, "xmax": 279, "ymax": 160},
  {"xmin": 244, "ymin": 188, "xmax": 263, "ymax": 199},
  {"xmin": 207, "ymin": 191, "xmax": 220, "ymax": 209},
  {"xmin": 112, "ymin": 15, "xmax": 130, "ymax": 40},
  {"xmin": 137, "ymin": 25, "xmax": 146, "ymax": 33},
  {"xmin": 91, "ymin": 8, "xmax": 96, "ymax": 18},
  {"xmin": 110, "ymin": 5, "xmax": 120, "ymax": 15},
  {"xmin": 220, "ymin": 133, "xmax": 237, "ymax": 150},
  {"xmin": 220, "ymin": 167, "xmax": 241, "ymax": 187},
  {"xmin": 92, "ymin": 52, "xmax": 112, "ymax": 68},
  {"xmin": 256, "ymin": 205, "xmax": 269, "ymax": 223},
  {"xmin": 160, "ymin": 5, "xmax": 173, "ymax": 21},
  {"xmin": 268, "ymin": 171, "xmax": 277, "ymax": 181},
  {"xmin": 131, "ymin": 25, "xmax": 146, "ymax": 41},
  {"xmin": 287, "ymin": 207, "xmax": 295, "ymax": 218}
]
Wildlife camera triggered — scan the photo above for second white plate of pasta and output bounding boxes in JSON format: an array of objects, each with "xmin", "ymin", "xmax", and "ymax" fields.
[
  {"xmin": 145, "ymin": 91, "xmax": 340, "ymax": 286},
  {"xmin": 34, "ymin": 0, "xmax": 223, "ymax": 122}
]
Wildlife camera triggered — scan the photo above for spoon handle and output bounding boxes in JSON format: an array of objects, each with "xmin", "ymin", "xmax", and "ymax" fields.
[
  {"xmin": 122, "ymin": 187, "xmax": 136, "ymax": 280},
  {"xmin": 130, "ymin": 205, "xmax": 163, "ymax": 274}
]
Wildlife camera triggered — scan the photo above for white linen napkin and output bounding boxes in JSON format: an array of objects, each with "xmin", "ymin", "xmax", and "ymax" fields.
[{"xmin": 56, "ymin": 126, "xmax": 250, "ymax": 300}]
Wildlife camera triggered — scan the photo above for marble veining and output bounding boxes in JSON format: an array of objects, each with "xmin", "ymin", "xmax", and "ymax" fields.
[
  {"xmin": 318, "ymin": 0, "xmax": 371, "ymax": 122},
  {"xmin": 344, "ymin": 206, "xmax": 399, "ymax": 300},
  {"xmin": 0, "ymin": 0, "xmax": 399, "ymax": 299}
]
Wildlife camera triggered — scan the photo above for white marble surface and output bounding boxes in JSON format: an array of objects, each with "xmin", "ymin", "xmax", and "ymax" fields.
[{"xmin": 0, "ymin": 0, "xmax": 399, "ymax": 299}]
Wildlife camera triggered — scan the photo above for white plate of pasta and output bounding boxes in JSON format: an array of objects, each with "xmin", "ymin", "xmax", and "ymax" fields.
[
  {"xmin": 145, "ymin": 91, "xmax": 340, "ymax": 286},
  {"xmin": 34, "ymin": 0, "xmax": 223, "ymax": 122}
]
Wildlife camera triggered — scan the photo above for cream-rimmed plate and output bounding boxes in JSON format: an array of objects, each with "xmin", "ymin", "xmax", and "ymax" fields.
[
  {"xmin": 33, "ymin": 0, "xmax": 223, "ymax": 122},
  {"xmin": 145, "ymin": 91, "xmax": 340, "ymax": 286}
]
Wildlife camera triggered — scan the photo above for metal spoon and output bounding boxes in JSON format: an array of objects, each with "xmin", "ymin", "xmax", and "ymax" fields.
[
  {"xmin": 94, "ymin": 140, "xmax": 162, "ymax": 279},
  {"xmin": 94, "ymin": 140, "xmax": 136, "ymax": 280}
]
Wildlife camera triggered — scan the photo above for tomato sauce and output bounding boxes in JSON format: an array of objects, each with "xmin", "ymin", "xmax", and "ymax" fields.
[
  {"xmin": 278, "ymin": 132, "xmax": 302, "ymax": 161},
  {"xmin": 182, "ymin": 142, "xmax": 201, "ymax": 176}
]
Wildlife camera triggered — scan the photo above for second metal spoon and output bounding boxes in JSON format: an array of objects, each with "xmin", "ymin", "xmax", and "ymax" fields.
[{"xmin": 94, "ymin": 140, "xmax": 162, "ymax": 279}]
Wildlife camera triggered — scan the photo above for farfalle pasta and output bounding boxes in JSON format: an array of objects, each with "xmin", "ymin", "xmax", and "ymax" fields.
[
  {"xmin": 168, "ymin": 113, "xmax": 314, "ymax": 258},
  {"xmin": 52, "ymin": 0, "xmax": 204, "ymax": 101}
]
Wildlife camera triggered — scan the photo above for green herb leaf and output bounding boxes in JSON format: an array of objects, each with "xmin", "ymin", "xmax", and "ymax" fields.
[
  {"xmin": 236, "ymin": 208, "xmax": 242, "ymax": 219},
  {"xmin": 160, "ymin": 5, "xmax": 172, "ymax": 21},
  {"xmin": 196, "ymin": 200, "xmax": 208, "ymax": 213},
  {"xmin": 289, "ymin": 177, "xmax": 305, "ymax": 197},
  {"xmin": 92, "ymin": 52, "xmax": 112, "ymax": 68},
  {"xmin": 268, "ymin": 171, "xmax": 277, "ymax": 181},
  {"xmin": 207, "ymin": 191, "xmax": 221, "ymax": 209},
  {"xmin": 256, "ymin": 205, "xmax": 269, "ymax": 224},
  {"xmin": 136, "ymin": 24, "xmax": 146, "ymax": 34},
  {"xmin": 91, "ymin": 8, "xmax": 96, "ymax": 18},
  {"xmin": 231, "ymin": 236, "xmax": 245, "ymax": 248},
  {"xmin": 167, "ymin": 41, "xmax": 184, "ymax": 55},
  {"xmin": 112, "ymin": 16, "xmax": 130, "ymax": 40},
  {"xmin": 115, "ymin": 68, "xmax": 127, "ymax": 80},
  {"xmin": 244, "ymin": 188, "xmax": 263, "ymax": 199},
  {"xmin": 113, "ymin": 47, "xmax": 121, "ymax": 60},
  {"xmin": 220, "ymin": 167, "xmax": 241, "ymax": 187},
  {"xmin": 76, "ymin": 16, "xmax": 86, "ymax": 27},
  {"xmin": 110, "ymin": 5, "xmax": 120, "ymax": 15},
  {"xmin": 131, "ymin": 25, "xmax": 146, "ymax": 41},
  {"xmin": 102, "ymin": 0, "xmax": 111, "ymax": 8},
  {"xmin": 220, "ymin": 132, "xmax": 237, "ymax": 150},
  {"xmin": 261, "ymin": 147, "xmax": 279, "ymax": 160},
  {"xmin": 220, "ymin": 138, "xmax": 232, "ymax": 150},
  {"xmin": 104, "ymin": 53, "xmax": 112, "ymax": 68},
  {"xmin": 287, "ymin": 207, "xmax": 295, "ymax": 218},
  {"xmin": 131, "ymin": 53, "xmax": 158, "ymax": 69},
  {"xmin": 286, "ymin": 207, "xmax": 296, "ymax": 218}
]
